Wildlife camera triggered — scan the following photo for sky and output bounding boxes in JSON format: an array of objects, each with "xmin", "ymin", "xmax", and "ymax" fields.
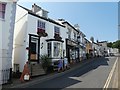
[{"xmin": 18, "ymin": 1, "xmax": 118, "ymax": 42}]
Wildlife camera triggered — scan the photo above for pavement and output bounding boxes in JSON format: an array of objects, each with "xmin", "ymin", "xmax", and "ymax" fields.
[{"xmin": 2, "ymin": 57, "xmax": 98, "ymax": 89}]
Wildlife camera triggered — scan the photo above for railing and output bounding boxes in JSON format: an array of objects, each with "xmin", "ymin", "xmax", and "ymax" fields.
[{"xmin": 0, "ymin": 69, "xmax": 10, "ymax": 85}]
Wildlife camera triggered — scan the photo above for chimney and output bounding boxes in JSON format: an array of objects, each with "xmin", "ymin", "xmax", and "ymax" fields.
[
  {"xmin": 32, "ymin": 3, "xmax": 49, "ymax": 18},
  {"xmin": 58, "ymin": 19, "xmax": 65, "ymax": 21},
  {"xmin": 74, "ymin": 24, "xmax": 80, "ymax": 30},
  {"xmin": 32, "ymin": 3, "xmax": 41, "ymax": 13}
]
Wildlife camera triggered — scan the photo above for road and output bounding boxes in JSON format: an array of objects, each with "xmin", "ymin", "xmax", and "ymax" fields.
[{"xmin": 25, "ymin": 56, "xmax": 118, "ymax": 89}]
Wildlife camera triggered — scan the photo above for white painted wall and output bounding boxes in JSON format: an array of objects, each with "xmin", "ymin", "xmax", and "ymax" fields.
[
  {"xmin": 0, "ymin": 1, "xmax": 17, "ymax": 84},
  {"xmin": 12, "ymin": 5, "xmax": 28, "ymax": 72},
  {"xmin": 13, "ymin": 5, "xmax": 68, "ymax": 72}
]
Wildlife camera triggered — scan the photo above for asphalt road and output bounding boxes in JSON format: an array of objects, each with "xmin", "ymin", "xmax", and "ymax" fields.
[{"xmin": 26, "ymin": 56, "xmax": 118, "ymax": 89}]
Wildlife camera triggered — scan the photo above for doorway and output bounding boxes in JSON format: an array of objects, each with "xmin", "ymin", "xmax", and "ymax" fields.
[{"xmin": 28, "ymin": 34, "xmax": 40, "ymax": 63}]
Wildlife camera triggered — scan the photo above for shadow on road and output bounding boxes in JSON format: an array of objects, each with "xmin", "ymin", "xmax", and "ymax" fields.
[{"xmin": 73, "ymin": 57, "xmax": 109, "ymax": 77}]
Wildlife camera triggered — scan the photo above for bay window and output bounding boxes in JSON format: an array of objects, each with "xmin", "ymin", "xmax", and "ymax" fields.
[
  {"xmin": 53, "ymin": 42, "xmax": 60, "ymax": 57},
  {"xmin": 47, "ymin": 42, "xmax": 52, "ymax": 57}
]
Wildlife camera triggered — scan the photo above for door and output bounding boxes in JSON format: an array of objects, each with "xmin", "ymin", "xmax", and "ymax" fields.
[{"xmin": 28, "ymin": 34, "xmax": 40, "ymax": 63}]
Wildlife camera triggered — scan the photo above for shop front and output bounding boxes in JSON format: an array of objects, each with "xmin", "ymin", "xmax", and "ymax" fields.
[{"xmin": 66, "ymin": 39, "xmax": 79, "ymax": 64}]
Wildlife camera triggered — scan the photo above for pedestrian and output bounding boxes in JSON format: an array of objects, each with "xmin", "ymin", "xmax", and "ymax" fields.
[
  {"xmin": 64, "ymin": 56, "xmax": 68, "ymax": 70},
  {"xmin": 58, "ymin": 57, "xmax": 63, "ymax": 72}
]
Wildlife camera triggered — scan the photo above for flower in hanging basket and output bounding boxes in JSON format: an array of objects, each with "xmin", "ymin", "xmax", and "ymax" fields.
[{"xmin": 37, "ymin": 28, "xmax": 45, "ymax": 34}]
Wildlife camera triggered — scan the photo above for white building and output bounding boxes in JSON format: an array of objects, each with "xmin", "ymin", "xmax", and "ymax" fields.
[
  {"xmin": 98, "ymin": 41, "xmax": 108, "ymax": 56},
  {"xmin": 79, "ymin": 31, "xmax": 86, "ymax": 60},
  {"xmin": 13, "ymin": 4, "xmax": 68, "ymax": 73},
  {"xmin": 59, "ymin": 20, "xmax": 80, "ymax": 63},
  {"xmin": 56, "ymin": 20, "xmax": 86, "ymax": 62},
  {"xmin": 0, "ymin": 0, "xmax": 17, "ymax": 84},
  {"xmin": 92, "ymin": 42, "xmax": 100, "ymax": 57}
]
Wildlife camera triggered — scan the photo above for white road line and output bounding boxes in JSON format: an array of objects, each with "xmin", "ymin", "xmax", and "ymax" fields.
[{"xmin": 103, "ymin": 57, "xmax": 118, "ymax": 90}]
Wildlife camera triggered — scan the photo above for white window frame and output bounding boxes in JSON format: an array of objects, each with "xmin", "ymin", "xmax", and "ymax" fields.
[
  {"xmin": 47, "ymin": 42, "xmax": 52, "ymax": 57},
  {"xmin": 53, "ymin": 42, "xmax": 61, "ymax": 57},
  {"xmin": 54, "ymin": 26, "xmax": 60, "ymax": 35},
  {"xmin": 37, "ymin": 20, "xmax": 46, "ymax": 30}
]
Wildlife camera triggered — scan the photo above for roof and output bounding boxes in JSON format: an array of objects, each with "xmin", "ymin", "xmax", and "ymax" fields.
[
  {"xmin": 98, "ymin": 41, "xmax": 107, "ymax": 43},
  {"xmin": 93, "ymin": 42, "xmax": 99, "ymax": 45},
  {"xmin": 62, "ymin": 21, "xmax": 79, "ymax": 33},
  {"xmin": 84, "ymin": 38, "xmax": 91, "ymax": 43},
  {"xmin": 18, "ymin": 4, "xmax": 65, "ymax": 28}
]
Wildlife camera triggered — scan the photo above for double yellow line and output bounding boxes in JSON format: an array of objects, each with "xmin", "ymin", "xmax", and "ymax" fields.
[{"xmin": 103, "ymin": 57, "xmax": 118, "ymax": 90}]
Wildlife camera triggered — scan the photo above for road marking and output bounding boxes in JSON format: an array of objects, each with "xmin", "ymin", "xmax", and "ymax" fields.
[
  {"xmin": 103, "ymin": 57, "xmax": 118, "ymax": 90},
  {"xmin": 112, "ymin": 64, "xmax": 118, "ymax": 88}
]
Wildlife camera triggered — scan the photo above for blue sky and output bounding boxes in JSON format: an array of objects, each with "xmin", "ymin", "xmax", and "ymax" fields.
[{"xmin": 18, "ymin": 2, "xmax": 118, "ymax": 42}]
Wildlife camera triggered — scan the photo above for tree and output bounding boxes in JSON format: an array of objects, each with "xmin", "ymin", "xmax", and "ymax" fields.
[
  {"xmin": 107, "ymin": 42, "xmax": 113, "ymax": 48},
  {"xmin": 112, "ymin": 40, "xmax": 120, "ymax": 52}
]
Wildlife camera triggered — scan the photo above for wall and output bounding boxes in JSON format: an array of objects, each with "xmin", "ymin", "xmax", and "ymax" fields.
[
  {"xmin": 12, "ymin": 5, "xmax": 28, "ymax": 72},
  {"xmin": 0, "ymin": 1, "xmax": 17, "ymax": 84}
]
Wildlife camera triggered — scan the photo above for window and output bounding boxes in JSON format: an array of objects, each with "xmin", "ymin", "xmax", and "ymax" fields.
[
  {"xmin": 47, "ymin": 42, "xmax": 52, "ymax": 57},
  {"xmin": 74, "ymin": 32, "xmax": 76, "ymax": 40},
  {"xmin": 53, "ymin": 42, "xmax": 60, "ymax": 57},
  {"xmin": 31, "ymin": 42, "xmax": 36, "ymax": 54},
  {"xmin": 0, "ymin": 3, "xmax": 6, "ymax": 19},
  {"xmin": 54, "ymin": 26, "xmax": 60, "ymax": 35},
  {"xmin": 37, "ymin": 20, "xmax": 45, "ymax": 30},
  {"xmin": 68, "ymin": 29, "xmax": 71, "ymax": 39}
]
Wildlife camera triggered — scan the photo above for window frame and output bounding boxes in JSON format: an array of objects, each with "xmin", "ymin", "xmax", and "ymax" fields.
[
  {"xmin": 54, "ymin": 26, "xmax": 60, "ymax": 35},
  {"xmin": 37, "ymin": 20, "xmax": 46, "ymax": 30},
  {"xmin": 0, "ymin": 3, "xmax": 6, "ymax": 20},
  {"xmin": 47, "ymin": 42, "xmax": 52, "ymax": 57},
  {"xmin": 53, "ymin": 42, "xmax": 61, "ymax": 57}
]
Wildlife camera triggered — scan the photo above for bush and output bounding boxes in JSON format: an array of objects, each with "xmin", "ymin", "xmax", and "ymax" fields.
[{"xmin": 40, "ymin": 55, "xmax": 52, "ymax": 72}]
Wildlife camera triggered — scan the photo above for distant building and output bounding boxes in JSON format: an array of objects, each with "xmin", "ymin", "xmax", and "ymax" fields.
[{"xmin": 98, "ymin": 41, "xmax": 108, "ymax": 56}]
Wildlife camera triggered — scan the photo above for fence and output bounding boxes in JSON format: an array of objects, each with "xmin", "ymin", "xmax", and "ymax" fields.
[{"xmin": 0, "ymin": 69, "xmax": 10, "ymax": 85}]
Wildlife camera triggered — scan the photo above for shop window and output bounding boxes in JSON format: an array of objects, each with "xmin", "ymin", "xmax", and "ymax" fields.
[
  {"xmin": 53, "ymin": 42, "xmax": 60, "ymax": 57},
  {"xmin": 47, "ymin": 42, "xmax": 52, "ymax": 57},
  {"xmin": 0, "ymin": 3, "xmax": 6, "ymax": 19}
]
